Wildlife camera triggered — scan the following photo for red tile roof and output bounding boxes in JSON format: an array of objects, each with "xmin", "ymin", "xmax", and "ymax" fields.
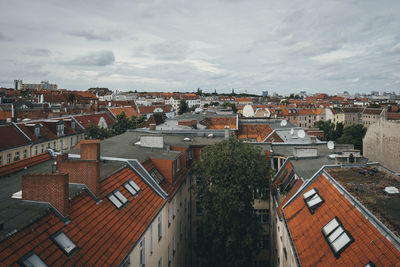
[
  {"xmin": 0, "ymin": 166, "xmax": 165, "ymax": 266},
  {"xmin": 0, "ymin": 152, "xmax": 51, "ymax": 177},
  {"xmin": 0, "ymin": 124, "xmax": 31, "ymax": 152},
  {"xmin": 387, "ymin": 112, "xmax": 400, "ymax": 120},
  {"xmin": 363, "ymin": 108, "xmax": 383, "ymax": 115},
  {"xmin": 72, "ymin": 113, "xmax": 115, "ymax": 128},
  {"xmin": 138, "ymin": 105, "xmax": 173, "ymax": 114},
  {"xmin": 283, "ymin": 172, "xmax": 400, "ymax": 266}
]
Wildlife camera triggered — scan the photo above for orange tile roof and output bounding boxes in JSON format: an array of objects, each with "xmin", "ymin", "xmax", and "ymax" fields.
[
  {"xmin": 200, "ymin": 116, "xmax": 237, "ymax": 130},
  {"xmin": 283, "ymin": 172, "xmax": 400, "ymax": 266},
  {"xmin": 138, "ymin": 105, "xmax": 173, "ymax": 114},
  {"xmin": 264, "ymin": 131, "xmax": 284, "ymax": 143},
  {"xmin": 237, "ymin": 124, "xmax": 274, "ymax": 142},
  {"xmin": 235, "ymin": 97, "xmax": 252, "ymax": 103},
  {"xmin": 72, "ymin": 113, "xmax": 115, "ymax": 128},
  {"xmin": 108, "ymin": 106, "xmax": 139, "ymax": 118},
  {"xmin": 0, "ymin": 166, "xmax": 165, "ymax": 266},
  {"xmin": 387, "ymin": 112, "xmax": 400, "ymax": 120}
]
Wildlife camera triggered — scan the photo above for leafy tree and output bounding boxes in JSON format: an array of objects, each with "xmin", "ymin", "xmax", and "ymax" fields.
[
  {"xmin": 314, "ymin": 120, "xmax": 344, "ymax": 141},
  {"xmin": 222, "ymin": 102, "xmax": 237, "ymax": 113},
  {"xmin": 189, "ymin": 104, "xmax": 200, "ymax": 112},
  {"xmin": 369, "ymin": 102, "xmax": 380, "ymax": 108},
  {"xmin": 112, "ymin": 111, "xmax": 130, "ymax": 135},
  {"xmin": 193, "ymin": 138, "xmax": 271, "ymax": 267},
  {"xmin": 85, "ymin": 124, "xmax": 110, "ymax": 140},
  {"xmin": 203, "ymin": 103, "xmax": 209, "ymax": 108},
  {"xmin": 153, "ymin": 112, "xmax": 167, "ymax": 124},
  {"xmin": 281, "ymin": 99, "xmax": 290, "ymax": 105},
  {"xmin": 178, "ymin": 99, "xmax": 189, "ymax": 115},
  {"xmin": 336, "ymin": 124, "xmax": 367, "ymax": 152}
]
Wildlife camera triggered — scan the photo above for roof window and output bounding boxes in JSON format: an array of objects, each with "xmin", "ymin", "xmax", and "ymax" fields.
[
  {"xmin": 150, "ymin": 168, "xmax": 165, "ymax": 184},
  {"xmin": 322, "ymin": 217, "xmax": 353, "ymax": 258},
  {"xmin": 19, "ymin": 251, "xmax": 47, "ymax": 267},
  {"xmin": 303, "ymin": 188, "xmax": 324, "ymax": 214},
  {"xmin": 124, "ymin": 180, "xmax": 141, "ymax": 197},
  {"xmin": 51, "ymin": 231, "xmax": 78, "ymax": 256},
  {"xmin": 108, "ymin": 190, "xmax": 128, "ymax": 209}
]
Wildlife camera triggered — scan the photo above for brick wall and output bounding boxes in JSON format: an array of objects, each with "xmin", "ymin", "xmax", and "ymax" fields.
[
  {"xmin": 151, "ymin": 158, "xmax": 173, "ymax": 184},
  {"xmin": 80, "ymin": 140, "xmax": 100, "ymax": 160},
  {"xmin": 22, "ymin": 173, "xmax": 69, "ymax": 216}
]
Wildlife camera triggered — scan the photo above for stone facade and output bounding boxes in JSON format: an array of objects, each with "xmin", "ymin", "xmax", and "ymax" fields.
[{"xmin": 363, "ymin": 119, "xmax": 400, "ymax": 172}]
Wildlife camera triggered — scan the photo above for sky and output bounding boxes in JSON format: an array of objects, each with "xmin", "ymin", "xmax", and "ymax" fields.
[{"xmin": 0, "ymin": 0, "xmax": 400, "ymax": 95}]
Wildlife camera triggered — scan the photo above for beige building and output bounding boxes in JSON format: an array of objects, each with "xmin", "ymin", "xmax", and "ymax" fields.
[
  {"xmin": 363, "ymin": 119, "xmax": 400, "ymax": 172},
  {"xmin": 361, "ymin": 108, "xmax": 384, "ymax": 127}
]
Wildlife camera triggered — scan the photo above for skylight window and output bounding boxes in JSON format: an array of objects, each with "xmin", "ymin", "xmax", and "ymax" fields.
[
  {"xmin": 303, "ymin": 188, "xmax": 324, "ymax": 214},
  {"xmin": 108, "ymin": 190, "xmax": 128, "ymax": 209},
  {"xmin": 322, "ymin": 217, "xmax": 353, "ymax": 258},
  {"xmin": 52, "ymin": 232, "xmax": 78, "ymax": 256},
  {"xmin": 150, "ymin": 168, "xmax": 165, "ymax": 184},
  {"xmin": 19, "ymin": 252, "xmax": 47, "ymax": 267},
  {"xmin": 124, "ymin": 180, "xmax": 141, "ymax": 197}
]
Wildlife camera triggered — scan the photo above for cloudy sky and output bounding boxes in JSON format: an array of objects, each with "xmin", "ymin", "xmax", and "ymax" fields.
[{"xmin": 0, "ymin": 0, "xmax": 400, "ymax": 94}]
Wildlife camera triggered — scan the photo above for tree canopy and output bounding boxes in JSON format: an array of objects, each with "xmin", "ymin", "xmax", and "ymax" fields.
[
  {"xmin": 193, "ymin": 137, "xmax": 271, "ymax": 267},
  {"xmin": 336, "ymin": 124, "xmax": 367, "ymax": 152},
  {"xmin": 314, "ymin": 120, "xmax": 343, "ymax": 141},
  {"xmin": 178, "ymin": 99, "xmax": 189, "ymax": 115}
]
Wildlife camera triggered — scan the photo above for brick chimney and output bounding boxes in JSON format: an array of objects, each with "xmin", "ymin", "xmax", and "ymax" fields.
[
  {"xmin": 57, "ymin": 139, "xmax": 101, "ymax": 197},
  {"xmin": 22, "ymin": 173, "xmax": 69, "ymax": 217}
]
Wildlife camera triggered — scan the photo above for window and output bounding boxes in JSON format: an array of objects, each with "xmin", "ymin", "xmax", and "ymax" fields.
[
  {"xmin": 107, "ymin": 190, "xmax": 128, "ymax": 209},
  {"xmin": 255, "ymin": 209, "xmax": 269, "ymax": 224},
  {"xmin": 150, "ymin": 168, "xmax": 165, "ymax": 184},
  {"xmin": 176, "ymin": 158, "xmax": 180, "ymax": 172},
  {"xmin": 70, "ymin": 137, "xmax": 73, "ymax": 147},
  {"xmin": 0, "ymin": 156, "xmax": 2, "ymax": 165},
  {"xmin": 124, "ymin": 180, "xmax": 141, "ymax": 197},
  {"xmin": 180, "ymin": 221, "xmax": 183, "ymax": 239},
  {"xmin": 172, "ymin": 199, "xmax": 176, "ymax": 219},
  {"xmin": 15, "ymin": 151, "xmax": 20, "ymax": 161},
  {"xmin": 7, "ymin": 153, "xmax": 11, "ymax": 164},
  {"xmin": 158, "ymin": 215, "xmax": 162, "ymax": 241},
  {"xmin": 172, "ymin": 161, "xmax": 175, "ymax": 176},
  {"xmin": 19, "ymin": 251, "xmax": 47, "ymax": 267},
  {"xmin": 257, "ymin": 235, "xmax": 269, "ymax": 249},
  {"xmin": 139, "ymin": 238, "xmax": 145, "ymax": 266},
  {"xmin": 322, "ymin": 217, "xmax": 353, "ymax": 258},
  {"xmin": 184, "ymin": 198, "xmax": 187, "ymax": 213},
  {"xmin": 34, "ymin": 125, "xmax": 40, "ymax": 137},
  {"xmin": 150, "ymin": 224, "xmax": 154, "ymax": 254},
  {"xmin": 158, "ymin": 257, "xmax": 162, "ymax": 267},
  {"xmin": 60, "ymin": 140, "xmax": 63, "ymax": 150},
  {"xmin": 51, "ymin": 231, "xmax": 78, "ymax": 256},
  {"xmin": 303, "ymin": 188, "xmax": 324, "ymax": 214},
  {"xmin": 173, "ymin": 235, "xmax": 176, "ymax": 255},
  {"xmin": 168, "ymin": 243, "xmax": 171, "ymax": 265},
  {"xmin": 364, "ymin": 261, "xmax": 375, "ymax": 267},
  {"xmin": 41, "ymin": 144, "xmax": 44, "ymax": 153},
  {"xmin": 168, "ymin": 204, "xmax": 171, "ymax": 227}
]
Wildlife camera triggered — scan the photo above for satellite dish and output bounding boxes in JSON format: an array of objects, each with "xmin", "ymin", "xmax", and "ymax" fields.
[
  {"xmin": 280, "ymin": 119, "xmax": 287, "ymax": 127},
  {"xmin": 297, "ymin": 129, "xmax": 306, "ymax": 138},
  {"xmin": 327, "ymin": 141, "xmax": 335, "ymax": 150},
  {"xmin": 290, "ymin": 128, "xmax": 294, "ymax": 135}
]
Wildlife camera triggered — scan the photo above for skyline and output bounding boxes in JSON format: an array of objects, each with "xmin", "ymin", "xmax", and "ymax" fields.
[{"xmin": 1, "ymin": 0, "xmax": 400, "ymax": 94}]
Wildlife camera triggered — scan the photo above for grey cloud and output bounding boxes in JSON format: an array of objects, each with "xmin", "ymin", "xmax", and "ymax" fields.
[
  {"xmin": 24, "ymin": 48, "xmax": 52, "ymax": 57},
  {"xmin": 0, "ymin": 32, "xmax": 12, "ymax": 41},
  {"xmin": 69, "ymin": 30, "xmax": 111, "ymax": 41},
  {"xmin": 149, "ymin": 41, "xmax": 189, "ymax": 61},
  {"xmin": 66, "ymin": 50, "xmax": 115, "ymax": 66}
]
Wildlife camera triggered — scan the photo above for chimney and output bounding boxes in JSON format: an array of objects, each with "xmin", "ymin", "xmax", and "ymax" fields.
[
  {"xmin": 310, "ymin": 136, "xmax": 317, "ymax": 144},
  {"xmin": 149, "ymin": 123, "xmax": 156, "ymax": 131},
  {"xmin": 22, "ymin": 173, "xmax": 69, "ymax": 217},
  {"xmin": 224, "ymin": 126, "xmax": 230, "ymax": 139},
  {"xmin": 57, "ymin": 140, "xmax": 100, "ymax": 197}
]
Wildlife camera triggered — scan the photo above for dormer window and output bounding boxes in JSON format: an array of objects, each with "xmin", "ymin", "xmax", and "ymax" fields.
[
  {"xmin": 303, "ymin": 188, "xmax": 324, "ymax": 214},
  {"xmin": 71, "ymin": 120, "xmax": 75, "ymax": 129},
  {"xmin": 322, "ymin": 217, "xmax": 353, "ymax": 258},
  {"xmin": 107, "ymin": 190, "xmax": 128, "ymax": 209},
  {"xmin": 124, "ymin": 180, "xmax": 141, "ymax": 197},
  {"xmin": 34, "ymin": 124, "xmax": 40, "ymax": 137},
  {"xmin": 150, "ymin": 168, "xmax": 165, "ymax": 184},
  {"xmin": 57, "ymin": 120, "xmax": 64, "ymax": 136}
]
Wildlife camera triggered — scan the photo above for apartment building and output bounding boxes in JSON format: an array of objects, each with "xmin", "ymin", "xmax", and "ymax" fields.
[
  {"xmin": 0, "ymin": 124, "xmax": 31, "ymax": 165},
  {"xmin": 361, "ymin": 108, "xmax": 384, "ymax": 127},
  {"xmin": 271, "ymin": 154, "xmax": 400, "ymax": 266}
]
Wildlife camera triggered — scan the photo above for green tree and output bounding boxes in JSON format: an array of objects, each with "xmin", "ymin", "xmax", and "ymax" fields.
[
  {"xmin": 336, "ymin": 124, "xmax": 367, "ymax": 152},
  {"xmin": 153, "ymin": 112, "xmax": 167, "ymax": 124},
  {"xmin": 178, "ymin": 99, "xmax": 189, "ymax": 115},
  {"xmin": 193, "ymin": 138, "xmax": 271, "ymax": 267},
  {"xmin": 85, "ymin": 124, "xmax": 110, "ymax": 140},
  {"xmin": 112, "ymin": 111, "xmax": 130, "ymax": 135},
  {"xmin": 314, "ymin": 120, "xmax": 344, "ymax": 141}
]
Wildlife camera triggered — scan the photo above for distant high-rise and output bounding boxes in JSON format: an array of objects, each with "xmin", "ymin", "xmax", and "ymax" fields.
[
  {"xmin": 262, "ymin": 91, "xmax": 268, "ymax": 97},
  {"xmin": 14, "ymin": 79, "xmax": 58, "ymax": 90}
]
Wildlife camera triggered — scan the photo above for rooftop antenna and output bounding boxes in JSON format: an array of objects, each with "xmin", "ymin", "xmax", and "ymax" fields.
[
  {"xmin": 327, "ymin": 140, "xmax": 335, "ymax": 150},
  {"xmin": 297, "ymin": 129, "xmax": 305, "ymax": 138},
  {"xmin": 280, "ymin": 119, "xmax": 287, "ymax": 127}
]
